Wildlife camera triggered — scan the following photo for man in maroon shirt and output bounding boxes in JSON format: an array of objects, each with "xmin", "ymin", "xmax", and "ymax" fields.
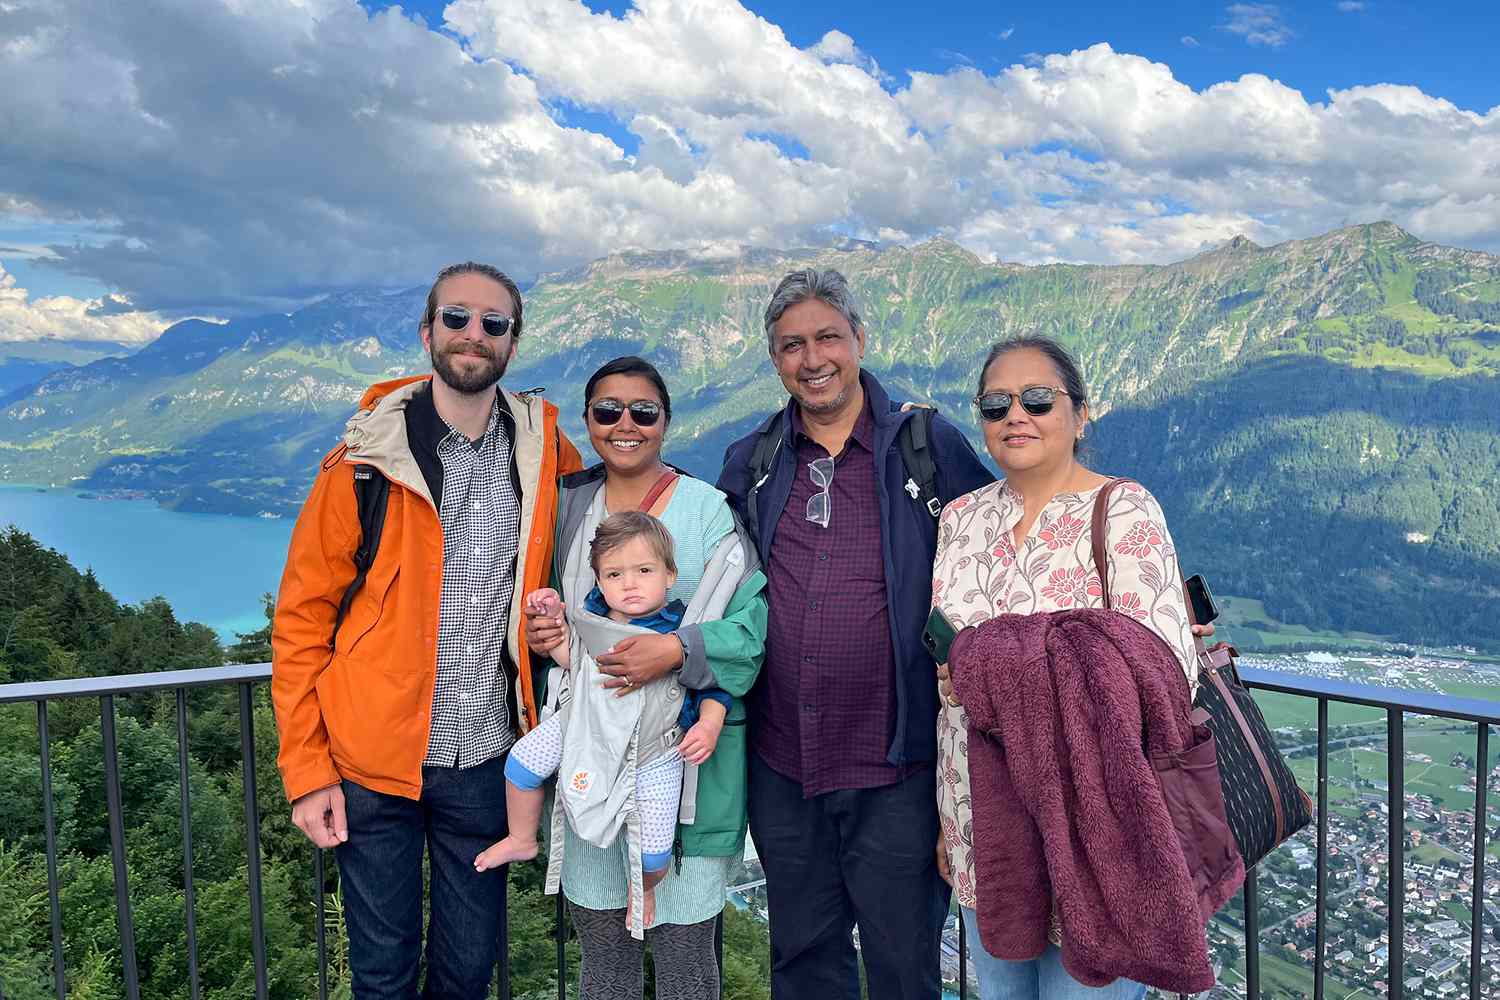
[{"xmin": 717, "ymin": 269, "xmax": 995, "ymax": 1000}]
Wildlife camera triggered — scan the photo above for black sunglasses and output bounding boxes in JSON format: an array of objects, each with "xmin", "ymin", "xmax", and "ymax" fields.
[
  {"xmin": 973, "ymin": 386, "xmax": 1071, "ymax": 422},
  {"xmin": 588, "ymin": 399, "xmax": 663, "ymax": 427},
  {"xmin": 436, "ymin": 304, "xmax": 513, "ymax": 338}
]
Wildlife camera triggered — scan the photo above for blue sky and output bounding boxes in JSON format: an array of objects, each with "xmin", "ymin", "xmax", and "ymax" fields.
[
  {"xmin": 371, "ymin": 0, "xmax": 1500, "ymax": 114},
  {"xmin": 3, "ymin": 0, "xmax": 1500, "ymax": 341}
]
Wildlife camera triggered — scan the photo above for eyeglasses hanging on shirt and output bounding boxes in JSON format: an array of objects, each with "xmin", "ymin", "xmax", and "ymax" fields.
[{"xmin": 806, "ymin": 457, "xmax": 834, "ymax": 528}]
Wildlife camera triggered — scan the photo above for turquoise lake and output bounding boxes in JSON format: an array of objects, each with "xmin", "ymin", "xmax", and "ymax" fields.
[{"xmin": 0, "ymin": 486, "xmax": 295, "ymax": 642}]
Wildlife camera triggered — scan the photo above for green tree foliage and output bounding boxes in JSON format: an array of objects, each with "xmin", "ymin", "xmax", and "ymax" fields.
[
  {"xmin": 1093, "ymin": 356, "xmax": 1500, "ymax": 647},
  {"xmin": 0, "ymin": 531, "xmax": 774, "ymax": 998}
]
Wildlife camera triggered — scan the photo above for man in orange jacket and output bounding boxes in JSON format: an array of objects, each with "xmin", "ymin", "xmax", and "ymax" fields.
[{"xmin": 271, "ymin": 261, "xmax": 583, "ymax": 998}]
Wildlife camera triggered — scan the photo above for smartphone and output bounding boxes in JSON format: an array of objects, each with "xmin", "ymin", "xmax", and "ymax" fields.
[
  {"xmin": 1183, "ymin": 574, "xmax": 1220, "ymax": 625},
  {"xmin": 922, "ymin": 606, "xmax": 960, "ymax": 662}
]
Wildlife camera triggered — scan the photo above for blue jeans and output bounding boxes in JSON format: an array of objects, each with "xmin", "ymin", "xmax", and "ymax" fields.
[
  {"xmin": 748, "ymin": 754, "xmax": 949, "ymax": 1000},
  {"xmin": 960, "ymin": 908, "xmax": 1148, "ymax": 1000},
  {"xmin": 336, "ymin": 755, "xmax": 510, "ymax": 999}
]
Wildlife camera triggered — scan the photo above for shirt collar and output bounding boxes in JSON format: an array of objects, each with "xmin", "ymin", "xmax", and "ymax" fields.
[
  {"xmin": 421, "ymin": 387, "xmax": 509, "ymax": 453},
  {"xmin": 789, "ymin": 390, "xmax": 875, "ymax": 454}
]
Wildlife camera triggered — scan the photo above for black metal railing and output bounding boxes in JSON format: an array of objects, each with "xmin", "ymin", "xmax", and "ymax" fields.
[
  {"xmin": 4, "ymin": 664, "xmax": 1496, "ymax": 1000},
  {"xmin": 2, "ymin": 665, "xmax": 275, "ymax": 1000},
  {"xmin": 0, "ymin": 664, "xmax": 725, "ymax": 1000},
  {"xmin": 1236, "ymin": 666, "xmax": 1498, "ymax": 1000}
]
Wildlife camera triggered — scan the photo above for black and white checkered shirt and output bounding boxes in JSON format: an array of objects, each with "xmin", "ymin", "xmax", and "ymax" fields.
[{"xmin": 423, "ymin": 395, "xmax": 522, "ymax": 768}]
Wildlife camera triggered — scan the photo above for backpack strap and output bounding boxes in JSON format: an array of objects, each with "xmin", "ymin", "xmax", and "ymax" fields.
[
  {"xmin": 743, "ymin": 410, "xmax": 785, "ymax": 550},
  {"xmin": 897, "ymin": 407, "xmax": 942, "ymax": 518},
  {"xmin": 333, "ymin": 464, "xmax": 390, "ymax": 642}
]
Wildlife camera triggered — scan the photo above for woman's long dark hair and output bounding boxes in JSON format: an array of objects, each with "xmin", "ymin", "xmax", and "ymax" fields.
[{"xmin": 583, "ymin": 356, "xmax": 672, "ymax": 426}]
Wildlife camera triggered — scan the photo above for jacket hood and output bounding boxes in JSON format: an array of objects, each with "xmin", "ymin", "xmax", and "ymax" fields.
[{"xmin": 341, "ymin": 375, "xmax": 553, "ymax": 510}]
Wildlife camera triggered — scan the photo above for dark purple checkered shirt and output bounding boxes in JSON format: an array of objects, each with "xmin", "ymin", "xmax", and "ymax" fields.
[{"xmin": 752, "ymin": 399, "xmax": 906, "ymax": 796}]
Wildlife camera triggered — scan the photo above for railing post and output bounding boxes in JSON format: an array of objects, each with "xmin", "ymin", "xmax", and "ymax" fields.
[
  {"xmin": 1314, "ymin": 698, "xmax": 1327, "ymax": 1000},
  {"xmin": 176, "ymin": 689, "xmax": 202, "ymax": 1000},
  {"xmin": 238, "ymin": 683, "xmax": 268, "ymax": 1000},
  {"xmin": 1470, "ymin": 722, "xmax": 1489, "ymax": 1000},
  {"xmin": 496, "ymin": 877, "xmax": 510, "ymax": 1000},
  {"xmin": 1386, "ymin": 708, "xmax": 1404, "ymax": 1000},
  {"xmin": 37, "ymin": 700, "xmax": 66, "ymax": 1000},
  {"xmin": 714, "ymin": 911, "xmax": 724, "ymax": 990},
  {"xmin": 101, "ymin": 694, "xmax": 142, "ymax": 1000},
  {"xmin": 314, "ymin": 846, "xmax": 329, "ymax": 1000},
  {"xmin": 1244, "ymin": 865, "xmax": 1260, "ymax": 999},
  {"xmin": 958, "ymin": 910, "xmax": 968, "ymax": 1000},
  {"xmin": 556, "ymin": 892, "xmax": 567, "ymax": 1000}
]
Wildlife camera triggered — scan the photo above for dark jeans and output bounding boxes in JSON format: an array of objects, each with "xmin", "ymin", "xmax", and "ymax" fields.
[
  {"xmin": 748, "ymin": 754, "xmax": 949, "ymax": 1000},
  {"xmin": 336, "ymin": 755, "xmax": 510, "ymax": 999}
]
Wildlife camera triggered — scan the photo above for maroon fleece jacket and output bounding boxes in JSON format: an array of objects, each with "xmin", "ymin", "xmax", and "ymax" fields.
[{"xmin": 949, "ymin": 609, "xmax": 1244, "ymax": 993}]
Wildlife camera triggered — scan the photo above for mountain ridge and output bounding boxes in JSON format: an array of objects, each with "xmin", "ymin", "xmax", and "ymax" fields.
[{"xmin": 1, "ymin": 221, "xmax": 1497, "ymax": 646}]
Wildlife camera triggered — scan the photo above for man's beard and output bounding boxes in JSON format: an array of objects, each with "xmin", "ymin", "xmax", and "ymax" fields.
[
  {"xmin": 793, "ymin": 382, "xmax": 851, "ymax": 415},
  {"xmin": 431, "ymin": 340, "xmax": 508, "ymax": 395}
]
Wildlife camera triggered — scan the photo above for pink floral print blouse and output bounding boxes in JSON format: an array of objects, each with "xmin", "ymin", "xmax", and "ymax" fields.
[{"xmin": 932, "ymin": 478, "xmax": 1199, "ymax": 912}]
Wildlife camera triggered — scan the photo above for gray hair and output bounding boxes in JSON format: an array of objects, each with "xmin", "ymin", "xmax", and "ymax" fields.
[{"xmin": 763, "ymin": 268, "xmax": 863, "ymax": 351}]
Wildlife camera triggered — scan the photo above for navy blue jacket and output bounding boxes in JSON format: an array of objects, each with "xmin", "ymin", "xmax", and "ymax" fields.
[{"xmin": 715, "ymin": 370, "xmax": 995, "ymax": 768}]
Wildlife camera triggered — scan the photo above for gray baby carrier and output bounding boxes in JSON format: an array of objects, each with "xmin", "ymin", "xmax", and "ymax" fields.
[{"xmin": 543, "ymin": 513, "xmax": 752, "ymax": 936}]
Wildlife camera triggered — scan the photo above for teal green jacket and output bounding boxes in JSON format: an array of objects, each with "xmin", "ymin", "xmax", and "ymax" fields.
[{"xmin": 540, "ymin": 465, "xmax": 768, "ymax": 858}]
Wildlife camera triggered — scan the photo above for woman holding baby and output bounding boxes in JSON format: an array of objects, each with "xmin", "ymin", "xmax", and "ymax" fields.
[{"xmin": 520, "ymin": 355, "xmax": 768, "ymax": 1000}]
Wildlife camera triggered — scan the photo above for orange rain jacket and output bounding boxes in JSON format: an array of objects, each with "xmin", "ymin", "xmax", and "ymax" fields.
[{"xmin": 271, "ymin": 376, "xmax": 584, "ymax": 802}]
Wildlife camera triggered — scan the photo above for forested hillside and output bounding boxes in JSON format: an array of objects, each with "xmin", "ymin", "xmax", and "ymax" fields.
[{"xmin": 0, "ymin": 529, "xmax": 772, "ymax": 999}]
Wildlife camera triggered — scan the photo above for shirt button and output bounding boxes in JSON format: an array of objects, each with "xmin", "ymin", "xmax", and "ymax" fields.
[
  {"xmin": 472, "ymin": 545, "xmax": 482, "ymax": 556},
  {"xmin": 809, "ymin": 600, "xmax": 819, "ymax": 610},
  {"xmin": 818, "ymin": 553, "xmax": 829, "ymax": 562},
  {"xmin": 470, "ymin": 595, "xmax": 481, "ymax": 606},
  {"xmin": 803, "ymin": 655, "xmax": 814, "ymax": 662},
  {"xmin": 803, "ymin": 704, "xmax": 815, "ymax": 713},
  {"xmin": 471, "ymin": 501, "xmax": 483, "ymax": 512}
]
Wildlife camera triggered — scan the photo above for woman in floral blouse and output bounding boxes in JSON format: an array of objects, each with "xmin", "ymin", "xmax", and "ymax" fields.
[{"xmin": 933, "ymin": 336, "xmax": 1209, "ymax": 1000}]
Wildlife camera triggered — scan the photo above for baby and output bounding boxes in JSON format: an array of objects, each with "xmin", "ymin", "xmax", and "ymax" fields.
[{"xmin": 474, "ymin": 511, "xmax": 729, "ymax": 927}]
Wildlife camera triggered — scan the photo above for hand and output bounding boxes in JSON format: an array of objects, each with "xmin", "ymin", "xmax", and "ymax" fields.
[
  {"xmin": 597, "ymin": 633, "xmax": 683, "ymax": 696},
  {"xmin": 525, "ymin": 587, "xmax": 563, "ymax": 620},
  {"xmin": 1191, "ymin": 623, "xmax": 1216, "ymax": 639},
  {"xmin": 935, "ymin": 842, "xmax": 953, "ymax": 886},
  {"xmin": 291, "ymin": 784, "xmax": 347, "ymax": 848},
  {"xmin": 524, "ymin": 596, "xmax": 567, "ymax": 657},
  {"xmin": 679, "ymin": 715, "xmax": 724, "ymax": 765},
  {"xmin": 936, "ymin": 662, "xmax": 959, "ymax": 708}
]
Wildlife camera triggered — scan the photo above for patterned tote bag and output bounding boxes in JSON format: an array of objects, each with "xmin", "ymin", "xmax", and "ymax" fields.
[{"xmin": 1092, "ymin": 479, "xmax": 1313, "ymax": 869}]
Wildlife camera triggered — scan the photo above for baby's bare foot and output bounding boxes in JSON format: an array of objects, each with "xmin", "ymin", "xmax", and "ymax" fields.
[{"xmin": 474, "ymin": 836, "xmax": 537, "ymax": 871}]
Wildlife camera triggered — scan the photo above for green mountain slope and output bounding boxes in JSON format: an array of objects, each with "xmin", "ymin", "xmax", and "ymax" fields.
[{"xmin": 1, "ymin": 222, "xmax": 1497, "ymax": 645}]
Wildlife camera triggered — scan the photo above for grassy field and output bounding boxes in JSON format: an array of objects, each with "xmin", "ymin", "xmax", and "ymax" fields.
[
  {"xmin": 1217, "ymin": 596, "xmax": 1397, "ymax": 654},
  {"xmin": 1217, "ymin": 948, "xmax": 1376, "ymax": 1000}
]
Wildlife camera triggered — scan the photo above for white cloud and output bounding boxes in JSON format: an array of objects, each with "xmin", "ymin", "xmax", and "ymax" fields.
[
  {"xmin": 808, "ymin": 28, "xmax": 886, "ymax": 80},
  {"xmin": 999, "ymin": 27, "xmax": 1015, "ymax": 40},
  {"xmin": 1181, "ymin": 35, "xmax": 1200, "ymax": 47},
  {"xmin": 0, "ymin": 0, "xmax": 1497, "ymax": 326},
  {"xmin": 1222, "ymin": 3, "xmax": 1293, "ymax": 47},
  {"xmin": 0, "ymin": 262, "xmax": 167, "ymax": 343},
  {"xmin": 1337, "ymin": 1, "xmax": 1366, "ymax": 10}
]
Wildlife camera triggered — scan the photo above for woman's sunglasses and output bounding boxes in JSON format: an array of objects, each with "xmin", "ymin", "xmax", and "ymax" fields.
[
  {"xmin": 973, "ymin": 386, "xmax": 1071, "ymax": 422},
  {"xmin": 588, "ymin": 399, "xmax": 663, "ymax": 427},
  {"xmin": 436, "ymin": 304, "xmax": 513, "ymax": 338}
]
